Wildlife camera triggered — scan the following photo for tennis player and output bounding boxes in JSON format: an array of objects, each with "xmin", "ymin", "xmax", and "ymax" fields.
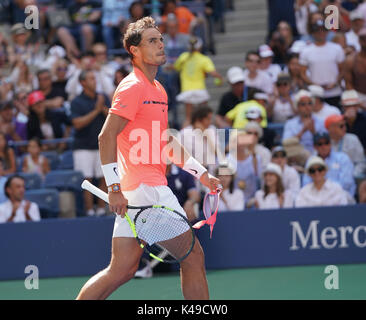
[{"xmin": 76, "ymin": 17, "xmax": 221, "ymax": 300}]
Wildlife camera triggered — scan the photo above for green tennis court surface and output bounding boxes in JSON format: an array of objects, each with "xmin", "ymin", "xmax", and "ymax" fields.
[{"xmin": 0, "ymin": 264, "xmax": 365, "ymax": 300}]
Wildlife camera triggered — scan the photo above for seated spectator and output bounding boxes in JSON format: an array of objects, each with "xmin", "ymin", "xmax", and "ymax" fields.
[
  {"xmin": 342, "ymin": 90, "xmax": 366, "ymax": 150},
  {"xmin": 175, "ymin": 36, "xmax": 223, "ymax": 127},
  {"xmin": 0, "ymin": 175, "xmax": 41, "ymax": 223},
  {"xmin": 37, "ymin": 69, "xmax": 66, "ymax": 109},
  {"xmin": 258, "ymin": 44, "xmax": 282, "ymax": 83},
  {"xmin": 0, "ymin": 102, "xmax": 21, "ymax": 142},
  {"xmin": 8, "ymin": 59, "xmax": 33, "ymax": 94},
  {"xmin": 0, "ymin": 133, "xmax": 16, "ymax": 175},
  {"xmin": 345, "ymin": 10, "xmax": 364, "ymax": 52},
  {"xmin": 269, "ymin": 21, "xmax": 295, "ymax": 65},
  {"xmin": 308, "ymin": 85, "xmax": 341, "ymax": 120},
  {"xmin": 255, "ymin": 162, "xmax": 293, "ymax": 209},
  {"xmin": 114, "ymin": 66, "xmax": 129, "ymax": 87},
  {"xmin": 271, "ymin": 146, "xmax": 301, "ymax": 198},
  {"xmin": 302, "ymin": 132, "xmax": 356, "ymax": 200},
  {"xmin": 357, "ymin": 180, "xmax": 366, "ymax": 203},
  {"xmin": 282, "ymin": 136, "xmax": 311, "ymax": 170},
  {"xmin": 166, "ymin": 163, "xmax": 200, "ymax": 221},
  {"xmin": 282, "ymin": 89, "xmax": 326, "ymax": 152},
  {"xmin": 13, "ymin": 90, "xmax": 30, "ymax": 141},
  {"xmin": 242, "ymin": 51, "xmax": 273, "ymax": 95},
  {"xmin": 215, "ymin": 66, "xmax": 245, "ymax": 129},
  {"xmin": 286, "ymin": 53, "xmax": 307, "ymax": 92},
  {"xmin": 216, "ymin": 164, "xmax": 245, "ymax": 211},
  {"xmin": 92, "ymin": 43, "xmax": 115, "ymax": 81},
  {"xmin": 56, "ymin": 0, "xmax": 102, "ymax": 58},
  {"xmin": 325, "ymin": 114, "xmax": 366, "ymax": 177},
  {"xmin": 70, "ymin": 70, "xmax": 109, "ymax": 217},
  {"xmin": 226, "ymin": 130, "xmax": 261, "ymax": 204},
  {"xmin": 22, "ymin": 138, "xmax": 50, "ymax": 179},
  {"xmin": 295, "ymin": 156, "xmax": 348, "ymax": 207},
  {"xmin": 270, "ymin": 73, "xmax": 296, "ymax": 123},
  {"xmin": 244, "ymin": 121, "xmax": 272, "ymax": 170}
]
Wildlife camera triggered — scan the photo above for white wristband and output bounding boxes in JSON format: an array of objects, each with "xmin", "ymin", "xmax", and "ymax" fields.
[
  {"xmin": 101, "ymin": 162, "xmax": 120, "ymax": 186},
  {"xmin": 182, "ymin": 156, "xmax": 207, "ymax": 179}
]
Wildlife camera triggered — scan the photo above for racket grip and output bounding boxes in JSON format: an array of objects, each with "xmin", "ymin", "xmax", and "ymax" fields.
[{"xmin": 81, "ymin": 179, "xmax": 109, "ymax": 204}]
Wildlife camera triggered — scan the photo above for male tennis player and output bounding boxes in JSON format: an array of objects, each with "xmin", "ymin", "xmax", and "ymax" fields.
[{"xmin": 76, "ymin": 17, "xmax": 221, "ymax": 300}]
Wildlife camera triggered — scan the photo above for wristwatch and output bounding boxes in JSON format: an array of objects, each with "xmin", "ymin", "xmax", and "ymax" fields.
[{"xmin": 108, "ymin": 183, "xmax": 121, "ymax": 193}]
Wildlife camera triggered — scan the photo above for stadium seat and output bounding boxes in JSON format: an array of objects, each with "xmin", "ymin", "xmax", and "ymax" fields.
[
  {"xmin": 58, "ymin": 150, "xmax": 74, "ymax": 170},
  {"xmin": 267, "ymin": 122, "xmax": 285, "ymax": 145},
  {"xmin": 41, "ymin": 151, "xmax": 60, "ymax": 170},
  {"xmin": 43, "ymin": 170, "xmax": 83, "ymax": 191},
  {"xmin": 25, "ymin": 188, "xmax": 59, "ymax": 219},
  {"xmin": 18, "ymin": 172, "xmax": 42, "ymax": 190}
]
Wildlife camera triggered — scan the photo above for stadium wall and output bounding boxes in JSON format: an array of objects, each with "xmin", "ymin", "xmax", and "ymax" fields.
[{"xmin": 0, "ymin": 205, "xmax": 366, "ymax": 280}]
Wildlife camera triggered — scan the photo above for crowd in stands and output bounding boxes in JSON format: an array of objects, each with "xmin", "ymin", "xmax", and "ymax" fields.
[{"xmin": 1, "ymin": 0, "xmax": 366, "ymax": 224}]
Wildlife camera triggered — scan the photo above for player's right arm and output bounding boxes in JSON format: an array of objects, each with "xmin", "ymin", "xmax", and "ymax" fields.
[{"xmin": 98, "ymin": 113, "xmax": 129, "ymax": 216}]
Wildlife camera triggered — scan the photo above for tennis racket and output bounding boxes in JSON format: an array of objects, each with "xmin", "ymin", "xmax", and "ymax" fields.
[{"xmin": 81, "ymin": 180, "xmax": 195, "ymax": 264}]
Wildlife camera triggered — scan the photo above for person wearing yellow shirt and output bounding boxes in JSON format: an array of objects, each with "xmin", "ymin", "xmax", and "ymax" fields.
[{"xmin": 174, "ymin": 36, "xmax": 223, "ymax": 127}]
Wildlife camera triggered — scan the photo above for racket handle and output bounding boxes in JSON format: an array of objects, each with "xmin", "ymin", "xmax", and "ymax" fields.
[{"xmin": 81, "ymin": 179, "xmax": 109, "ymax": 204}]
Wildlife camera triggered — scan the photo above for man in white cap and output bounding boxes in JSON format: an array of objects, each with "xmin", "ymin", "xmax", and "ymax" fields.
[
  {"xmin": 295, "ymin": 156, "xmax": 348, "ymax": 207},
  {"xmin": 258, "ymin": 44, "xmax": 282, "ymax": 83},
  {"xmin": 282, "ymin": 89, "xmax": 325, "ymax": 152},
  {"xmin": 341, "ymin": 89, "xmax": 366, "ymax": 150},
  {"xmin": 345, "ymin": 10, "xmax": 364, "ymax": 52},
  {"xmin": 308, "ymin": 84, "xmax": 340, "ymax": 120},
  {"xmin": 344, "ymin": 28, "xmax": 366, "ymax": 109}
]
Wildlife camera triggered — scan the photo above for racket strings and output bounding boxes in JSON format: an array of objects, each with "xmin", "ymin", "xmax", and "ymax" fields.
[{"xmin": 134, "ymin": 207, "xmax": 193, "ymax": 262}]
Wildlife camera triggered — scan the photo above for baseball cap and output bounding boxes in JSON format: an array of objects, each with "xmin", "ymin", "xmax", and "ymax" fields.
[
  {"xmin": 324, "ymin": 114, "xmax": 344, "ymax": 130},
  {"xmin": 253, "ymin": 92, "xmax": 268, "ymax": 101},
  {"xmin": 313, "ymin": 132, "xmax": 330, "ymax": 144},
  {"xmin": 11, "ymin": 23, "xmax": 27, "ymax": 35},
  {"xmin": 226, "ymin": 66, "xmax": 245, "ymax": 84},
  {"xmin": 308, "ymin": 85, "xmax": 324, "ymax": 98},
  {"xmin": 272, "ymin": 146, "xmax": 287, "ymax": 157},
  {"xmin": 350, "ymin": 10, "xmax": 364, "ymax": 21},
  {"xmin": 28, "ymin": 91, "xmax": 45, "ymax": 106},
  {"xmin": 305, "ymin": 156, "xmax": 327, "ymax": 174},
  {"xmin": 258, "ymin": 44, "xmax": 274, "ymax": 58},
  {"xmin": 263, "ymin": 162, "xmax": 282, "ymax": 178},
  {"xmin": 245, "ymin": 105, "xmax": 262, "ymax": 120},
  {"xmin": 294, "ymin": 89, "xmax": 312, "ymax": 106},
  {"xmin": 276, "ymin": 73, "xmax": 291, "ymax": 85},
  {"xmin": 341, "ymin": 90, "xmax": 361, "ymax": 106}
]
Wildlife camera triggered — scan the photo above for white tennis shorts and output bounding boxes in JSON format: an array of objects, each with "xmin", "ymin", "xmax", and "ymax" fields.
[{"xmin": 112, "ymin": 183, "xmax": 188, "ymax": 239}]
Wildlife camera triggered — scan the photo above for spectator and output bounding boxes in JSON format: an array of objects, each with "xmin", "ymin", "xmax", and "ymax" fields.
[
  {"xmin": 286, "ymin": 53, "xmax": 307, "ymax": 92},
  {"xmin": 244, "ymin": 121, "xmax": 272, "ymax": 170},
  {"xmin": 8, "ymin": 59, "xmax": 33, "ymax": 94},
  {"xmin": 51, "ymin": 58, "xmax": 69, "ymax": 98},
  {"xmin": 294, "ymin": 0, "xmax": 318, "ymax": 37},
  {"xmin": 271, "ymin": 73, "xmax": 296, "ymax": 123},
  {"xmin": 271, "ymin": 146, "xmax": 301, "ymax": 198},
  {"xmin": 92, "ymin": 43, "xmax": 115, "ymax": 81},
  {"xmin": 325, "ymin": 114, "xmax": 366, "ymax": 177},
  {"xmin": 0, "ymin": 133, "xmax": 16, "ymax": 175},
  {"xmin": 342, "ymin": 90, "xmax": 366, "ymax": 150},
  {"xmin": 22, "ymin": 138, "xmax": 50, "ymax": 179},
  {"xmin": 308, "ymin": 85, "xmax": 341, "ymax": 121},
  {"xmin": 258, "ymin": 44, "xmax": 282, "ymax": 83},
  {"xmin": 345, "ymin": 10, "xmax": 364, "ymax": 52},
  {"xmin": 70, "ymin": 70, "xmax": 109, "ymax": 217},
  {"xmin": 295, "ymin": 156, "xmax": 348, "ymax": 207},
  {"xmin": 344, "ymin": 28, "xmax": 366, "ymax": 108},
  {"xmin": 27, "ymin": 91, "xmax": 71, "ymax": 147},
  {"xmin": 56, "ymin": 0, "xmax": 102, "ymax": 58},
  {"xmin": 242, "ymin": 51, "xmax": 273, "ymax": 95},
  {"xmin": 216, "ymin": 164, "xmax": 245, "ymax": 211},
  {"xmin": 13, "ymin": 90, "xmax": 30, "ymax": 141},
  {"xmin": 357, "ymin": 179, "xmax": 366, "ymax": 203},
  {"xmin": 282, "ymin": 89, "xmax": 325, "ymax": 152},
  {"xmin": 216, "ymin": 66, "xmax": 245, "ymax": 129},
  {"xmin": 226, "ymin": 130, "xmax": 261, "ymax": 204},
  {"xmin": 114, "ymin": 66, "xmax": 129, "ymax": 87},
  {"xmin": 174, "ymin": 36, "xmax": 223, "ymax": 127},
  {"xmin": 0, "ymin": 102, "xmax": 21, "ymax": 142},
  {"xmin": 271, "ymin": 21, "xmax": 295, "ymax": 65},
  {"xmin": 37, "ymin": 69, "xmax": 66, "ymax": 109},
  {"xmin": 255, "ymin": 162, "xmax": 293, "ymax": 209},
  {"xmin": 299, "ymin": 19, "xmax": 345, "ymax": 108},
  {"xmin": 0, "ymin": 175, "xmax": 41, "ymax": 223},
  {"xmin": 302, "ymin": 132, "xmax": 356, "ymax": 200},
  {"xmin": 267, "ymin": 0, "xmax": 297, "ymax": 40},
  {"xmin": 166, "ymin": 163, "xmax": 200, "ymax": 221}
]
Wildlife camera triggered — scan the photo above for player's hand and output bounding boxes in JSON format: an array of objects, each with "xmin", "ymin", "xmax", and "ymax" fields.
[
  {"xmin": 199, "ymin": 172, "xmax": 221, "ymax": 193},
  {"xmin": 108, "ymin": 192, "xmax": 128, "ymax": 217}
]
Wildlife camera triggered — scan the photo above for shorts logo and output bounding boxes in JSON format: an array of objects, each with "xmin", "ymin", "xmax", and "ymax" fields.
[{"xmin": 190, "ymin": 169, "xmax": 198, "ymax": 175}]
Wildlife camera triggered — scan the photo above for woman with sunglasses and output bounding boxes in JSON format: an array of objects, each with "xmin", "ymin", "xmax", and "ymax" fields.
[
  {"xmin": 295, "ymin": 156, "xmax": 348, "ymax": 207},
  {"xmin": 255, "ymin": 162, "xmax": 293, "ymax": 209}
]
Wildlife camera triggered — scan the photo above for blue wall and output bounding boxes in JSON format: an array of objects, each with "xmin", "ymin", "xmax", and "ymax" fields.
[{"xmin": 1, "ymin": 205, "xmax": 366, "ymax": 280}]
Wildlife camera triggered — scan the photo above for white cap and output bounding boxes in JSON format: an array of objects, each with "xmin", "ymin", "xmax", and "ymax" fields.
[
  {"xmin": 350, "ymin": 10, "xmax": 364, "ymax": 21},
  {"xmin": 305, "ymin": 156, "xmax": 327, "ymax": 174},
  {"xmin": 294, "ymin": 89, "xmax": 313, "ymax": 106},
  {"xmin": 227, "ymin": 66, "xmax": 245, "ymax": 84},
  {"xmin": 245, "ymin": 105, "xmax": 262, "ymax": 120},
  {"xmin": 259, "ymin": 44, "xmax": 274, "ymax": 58},
  {"xmin": 341, "ymin": 90, "xmax": 361, "ymax": 106},
  {"xmin": 254, "ymin": 92, "xmax": 268, "ymax": 101},
  {"xmin": 263, "ymin": 162, "xmax": 282, "ymax": 178},
  {"xmin": 308, "ymin": 85, "xmax": 324, "ymax": 98},
  {"xmin": 48, "ymin": 45, "xmax": 66, "ymax": 58}
]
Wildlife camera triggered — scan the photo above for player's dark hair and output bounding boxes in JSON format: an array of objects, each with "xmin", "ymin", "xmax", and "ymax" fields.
[
  {"xmin": 245, "ymin": 50, "xmax": 259, "ymax": 61},
  {"xmin": 191, "ymin": 106, "xmax": 213, "ymax": 124},
  {"xmin": 4, "ymin": 175, "xmax": 24, "ymax": 199}
]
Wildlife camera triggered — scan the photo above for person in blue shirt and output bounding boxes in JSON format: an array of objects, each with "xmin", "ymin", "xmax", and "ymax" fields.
[
  {"xmin": 282, "ymin": 89, "xmax": 326, "ymax": 152},
  {"xmin": 302, "ymin": 132, "xmax": 356, "ymax": 201}
]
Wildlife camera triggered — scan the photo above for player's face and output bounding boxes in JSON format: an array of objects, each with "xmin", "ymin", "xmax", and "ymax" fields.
[{"xmin": 138, "ymin": 28, "xmax": 166, "ymax": 66}]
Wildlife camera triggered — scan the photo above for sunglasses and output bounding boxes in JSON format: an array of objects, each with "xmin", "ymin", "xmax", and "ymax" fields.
[
  {"xmin": 315, "ymin": 141, "xmax": 330, "ymax": 147},
  {"xmin": 308, "ymin": 166, "xmax": 325, "ymax": 175},
  {"xmin": 272, "ymin": 152, "xmax": 286, "ymax": 158},
  {"xmin": 299, "ymin": 101, "xmax": 313, "ymax": 106}
]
